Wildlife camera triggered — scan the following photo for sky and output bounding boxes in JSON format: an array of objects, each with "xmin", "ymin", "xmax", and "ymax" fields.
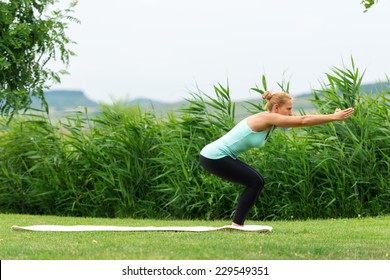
[{"xmin": 49, "ymin": 0, "xmax": 390, "ymax": 104}]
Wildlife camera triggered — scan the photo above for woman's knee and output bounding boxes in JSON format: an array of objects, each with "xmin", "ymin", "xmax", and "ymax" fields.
[{"xmin": 250, "ymin": 174, "xmax": 265, "ymax": 191}]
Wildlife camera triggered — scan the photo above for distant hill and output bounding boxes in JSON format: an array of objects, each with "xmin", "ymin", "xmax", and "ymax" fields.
[
  {"xmin": 360, "ymin": 81, "xmax": 390, "ymax": 93},
  {"xmin": 36, "ymin": 81, "xmax": 389, "ymax": 116},
  {"xmin": 126, "ymin": 98, "xmax": 187, "ymax": 115},
  {"xmin": 31, "ymin": 90, "xmax": 99, "ymax": 113}
]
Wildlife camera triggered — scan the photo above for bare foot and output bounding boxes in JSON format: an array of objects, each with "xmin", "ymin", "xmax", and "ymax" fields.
[{"xmin": 231, "ymin": 222, "xmax": 244, "ymax": 227}]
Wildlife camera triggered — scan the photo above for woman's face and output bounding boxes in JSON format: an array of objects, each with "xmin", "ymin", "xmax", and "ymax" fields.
[{"xmin": 273, "ymin": 100, "xmax": 293, "ymax": 116}]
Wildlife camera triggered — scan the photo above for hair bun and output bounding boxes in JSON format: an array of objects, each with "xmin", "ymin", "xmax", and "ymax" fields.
[{"xmin": 262, "ymin": 91, "xmax": 273, "ymax": 101}]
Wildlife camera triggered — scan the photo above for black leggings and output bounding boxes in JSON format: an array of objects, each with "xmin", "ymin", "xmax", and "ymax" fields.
[{"xmin": 199, "ymin": 155, "xmax": 265, "ymax": 225}]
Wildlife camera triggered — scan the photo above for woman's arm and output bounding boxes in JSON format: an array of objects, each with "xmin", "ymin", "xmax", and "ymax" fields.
[{"xmin": 247, "ymin": 108, "xmax": 355, "ymax": 130}]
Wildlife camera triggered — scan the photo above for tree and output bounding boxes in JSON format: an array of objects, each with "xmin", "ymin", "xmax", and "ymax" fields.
[
  {"xmin": 0, "ymin": 0, "xmax": 78, "ymax": 119},
  {"xmin": 361, "ymin": 0, "xmax": 378, "ymax": 12}
]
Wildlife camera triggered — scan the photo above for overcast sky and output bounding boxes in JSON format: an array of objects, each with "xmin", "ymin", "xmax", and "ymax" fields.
[{"xmin": 50, "ymin": 0, "xmax": 390, "ymax": 104}]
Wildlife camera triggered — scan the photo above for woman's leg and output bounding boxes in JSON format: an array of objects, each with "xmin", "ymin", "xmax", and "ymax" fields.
[{"xmin": 199, "ymin": 155, "xmax": 265, "ymax": 225}]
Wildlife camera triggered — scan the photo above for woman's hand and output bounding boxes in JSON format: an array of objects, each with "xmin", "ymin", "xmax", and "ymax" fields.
[{"xmin": 334, "ymin": 107, "xmax": 355, "ymax": 121}]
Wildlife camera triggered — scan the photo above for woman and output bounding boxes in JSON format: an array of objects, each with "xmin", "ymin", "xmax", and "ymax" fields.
[{"xmin": 199, "ymin": 91, "xmax": 354, "ymax": 226}]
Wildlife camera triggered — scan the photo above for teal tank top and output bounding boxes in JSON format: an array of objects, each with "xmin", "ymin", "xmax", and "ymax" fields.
[{"xmin": 200, "ymin": 118, "xmax": 274, "ymax": 159}]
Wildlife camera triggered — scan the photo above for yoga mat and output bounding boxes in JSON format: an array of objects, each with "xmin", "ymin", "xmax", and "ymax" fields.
[{"xmin": 11, "ymin": 224, "xmax": 272, "ymax": 233}]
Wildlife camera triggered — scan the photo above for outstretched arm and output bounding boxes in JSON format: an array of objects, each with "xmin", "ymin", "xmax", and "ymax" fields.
[
  {"xmin": 247, "ymin": 108, "xmax": 355, "ymax": 131},
  {"xmin": 266, "ymin": 108, "xmax": 355, "ymax": 128}
]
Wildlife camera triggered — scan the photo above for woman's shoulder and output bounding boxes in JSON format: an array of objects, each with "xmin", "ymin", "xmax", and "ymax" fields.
[{"xmin": 246, "ymin": 112, "xmax": 274, "ymax": 132}]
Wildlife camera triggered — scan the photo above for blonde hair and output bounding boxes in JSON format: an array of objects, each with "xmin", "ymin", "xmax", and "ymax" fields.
[{"xmin": 262, "ymin": 91, "xmax": 292, "ymax": 111}]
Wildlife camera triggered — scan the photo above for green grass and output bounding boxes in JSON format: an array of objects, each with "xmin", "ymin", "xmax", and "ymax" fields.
[{"xmin": 0, "ymin": 214, "xmax": 389, "ymax": 260}]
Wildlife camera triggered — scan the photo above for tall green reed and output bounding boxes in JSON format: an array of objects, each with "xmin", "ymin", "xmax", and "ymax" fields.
[{"xmin": 305, "ymin": 60, "xmax": 390, "ymax": 217}]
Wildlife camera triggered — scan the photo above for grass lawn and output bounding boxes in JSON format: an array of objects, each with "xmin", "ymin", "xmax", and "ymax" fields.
[{"xmin": 0, "ymin": 213, "xmax": 389, "ymax": 260}]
